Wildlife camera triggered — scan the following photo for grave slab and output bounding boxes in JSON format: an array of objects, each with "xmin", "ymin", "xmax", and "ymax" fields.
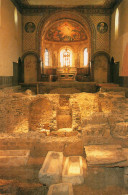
[{"xmin": 84, "ymin": 145, "xmax": 127, "ymax": 166}]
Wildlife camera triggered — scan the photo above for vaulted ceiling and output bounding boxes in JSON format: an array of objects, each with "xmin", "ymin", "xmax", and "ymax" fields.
[{"xmin": 11, "ymin": 0, "xmax": 122, "ymax": 13}]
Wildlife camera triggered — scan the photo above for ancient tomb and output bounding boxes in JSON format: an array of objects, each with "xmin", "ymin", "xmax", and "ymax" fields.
[
  {"xmin": 0, "ymin": 150, "xmax": 30, "ymax": 167},
  {"xmin": 62, "ymin": 156, "xmax": 84, "ymax": 185},
  {"xmin": 38, "ymin": 151, "xmax": 63, "ymax": 186},
  {"xmin": 47, "ymin": 183, "xmax": 74, "ymax": 195}
]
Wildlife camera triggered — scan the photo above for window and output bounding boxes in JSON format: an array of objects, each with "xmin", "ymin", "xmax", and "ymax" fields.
[
  {"xmin": 0, "ymin": 0, "xmax": 1, "ymax": 27},
  {"xmin": 60, "ymin": 48, "xmax": 72, "ymax": 67},
  {"xmin": 115, "ymin": 8, "xmax": 119, "ymax": 39},
  {"xmin": 84, "ymin": 48, "xmax": 88, "ymax": 66},
  {"xmin": 14, "ymin": 7, "xmax": 18, "ymax": 26},
  {"xmin": 45, "ymin": 49, "xmax": 49, "ymax": 66}
]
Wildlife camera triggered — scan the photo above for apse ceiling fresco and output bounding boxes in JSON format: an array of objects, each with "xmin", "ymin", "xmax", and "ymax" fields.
[{"xmin": 44, "ymin": 21, "xmax": 87, "ymax": 42}]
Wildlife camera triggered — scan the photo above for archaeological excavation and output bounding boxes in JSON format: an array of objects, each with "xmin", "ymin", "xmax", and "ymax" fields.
[
  {"xmin": 1, "ymin": 0, "xmax": 128, "ymax": 194},
  {"xmin": 0, "ymin": 83, "xmax": 128, "ymax": 194}
]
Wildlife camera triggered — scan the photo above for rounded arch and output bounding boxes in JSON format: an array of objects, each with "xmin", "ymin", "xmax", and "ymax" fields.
[
  {"xmin": 22, "ymin": 51, "xmax": 41, "ymax": 83},
  {"xmin": 36, "ymin": 10, "xmax": 96, "ymax": 57},
  {"xmin": 91, "ymin": 51, "xmax": 110, "ymax": 83},
  {"xmin": 22, "ymin": 51, "xmax": 40, "ymax": 62}
]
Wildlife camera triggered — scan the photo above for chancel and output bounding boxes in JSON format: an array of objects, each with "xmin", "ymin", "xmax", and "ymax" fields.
[{"xmin": 0, "ymin": 0, "xmax": 128, "ymax": 194}]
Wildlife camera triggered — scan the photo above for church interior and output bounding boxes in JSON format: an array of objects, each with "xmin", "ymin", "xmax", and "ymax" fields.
[{"xmin": 0, "ymin": 0, "xmax": 128, "ymax": 194}]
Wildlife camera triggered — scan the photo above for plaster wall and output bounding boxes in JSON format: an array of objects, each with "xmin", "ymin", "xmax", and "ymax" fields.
[
  {"xmin": 0, "ymin": 0, "xmax": 22, "ymax": 76},
  {"xmin": 111, "ymin": 0, "xmax": 128, "ymax": 76}
]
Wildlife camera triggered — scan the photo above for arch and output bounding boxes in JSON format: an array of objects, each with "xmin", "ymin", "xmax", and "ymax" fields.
[
  {"xmin": 36, "ymin": 10, "xmax": 96, "ymax": 57},
  {"xmin": 22, "ymin": 51, "xmax": 40, "ymax": 83},
  {"xmin": 91, "ymin": 51, "xmax": 110, "ymax": 83}
]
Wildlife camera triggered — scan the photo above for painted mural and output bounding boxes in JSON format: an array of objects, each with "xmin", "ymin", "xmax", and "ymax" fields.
[
  {"xmin": 45, "ymin": 21, "xmax": 87, "ymax": 42},
  {"xmin": 97, "ymin": 22, "xmax": 108, "ymax": 34},
  {"xmin": 25, "ymin": 22, "xmax": 36, "ymax": 33}
]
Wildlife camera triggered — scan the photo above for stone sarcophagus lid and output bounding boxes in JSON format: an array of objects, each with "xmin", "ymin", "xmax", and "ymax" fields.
[
  {"xmin": 0, "ymin": 150, "xmax": 30, "ymax": 167},
  {"xmin": 47, "ymin": 183, "xmax": 74, "ymax": 195},
  {"xmin": 62, "ymin": 156, "xmax": 84, "ymax": 185},
  {"xmin": 38, "ymin": 151, "xmax": 63, "ymax": 186}
]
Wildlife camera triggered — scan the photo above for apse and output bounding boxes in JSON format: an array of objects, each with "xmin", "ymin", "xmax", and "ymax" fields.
[{"xmin": 41, "ymin": 19, "xmax": 90, "ymax": 69}]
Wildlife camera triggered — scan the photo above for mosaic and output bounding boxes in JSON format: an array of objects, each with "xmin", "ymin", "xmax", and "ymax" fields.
[
  {"xmin": 25, "ymin": 22, "xmax": 36, "ymax": 33},
  {"xmin": 97, "ymin": 22, "xmax": 108, "ymax": 34},
  {"xmin": 45, "ymin": 21, "xmax": 87, "ymax": 42}
]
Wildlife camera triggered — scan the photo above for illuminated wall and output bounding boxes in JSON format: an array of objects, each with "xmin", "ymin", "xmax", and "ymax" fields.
[
  {"xmin": 0, "ymin": 0, "xmax": 22, "ymax": 77},
  {"xmin": 111, "ymin": 0, "xmax": 128, "ymax": 76}
]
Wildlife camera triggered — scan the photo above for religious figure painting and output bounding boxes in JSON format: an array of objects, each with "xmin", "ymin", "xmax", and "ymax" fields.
[
  {"xmin": 97, "ymin": 22, "xmax": 108, "ymax": 33},
  {"xmin": 45, "ymin": 21, "xmax": 87, "ymax": 42},
  {"xmin": 25, "ymin": 22, "xmax": 36, "ymax": 33}
]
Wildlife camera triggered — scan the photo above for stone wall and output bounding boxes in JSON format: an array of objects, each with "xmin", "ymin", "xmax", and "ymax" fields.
[
  {"xmin": 0, "ymin": 88, "xmax": 59, "ymax": 133},
  {"xmin": 0, "ymin": 87, "xmax": 128, "ymax": 145},
  {"xmin": 0, "ymin": 88, "xmax": 31, "ymax": 133}
]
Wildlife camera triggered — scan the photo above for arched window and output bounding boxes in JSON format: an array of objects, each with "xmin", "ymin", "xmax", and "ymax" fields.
[
  {"xmin": 14, "ymin": 7, "xmax": 18, "ymax": 26},
  {"xmin": 115, "ymin": 8, "xmax": 119, "ymax": 39},
  {"xmin": 45, "ymin": 49, "xmax": 49, "ymax": 66},
  {"xmin": 60, "ymin": 48, "xmax": 72, "ymax": 67},
  {"xmin": 0, "ymin": 0, "xmax": 1, "ymax": 27},
  {"xmin": 84, "ymin": 48, "xmax": 88, "ymax": 66}
]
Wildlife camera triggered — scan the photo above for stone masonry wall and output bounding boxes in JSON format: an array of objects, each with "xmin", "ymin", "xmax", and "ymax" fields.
[
  {"xmin": 0, "ymin": 87, "xmax": 128, "ymax": 145},
  {"xmin": 0, "ymin": 88, "xmax": 31, "ymax": 133},
  {"xmin": 0, "ymin": 89, "xmax": 60, "ymax": 133}
]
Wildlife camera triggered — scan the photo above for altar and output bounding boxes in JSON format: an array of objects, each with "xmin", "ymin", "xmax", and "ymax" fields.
[
  {"xmin": 57, "ymin": 67, "xmax": 76, "ymax": 81},
  {"xmin": 58, "ymin": 73, "xmax": 75, "ymax": 80}
]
